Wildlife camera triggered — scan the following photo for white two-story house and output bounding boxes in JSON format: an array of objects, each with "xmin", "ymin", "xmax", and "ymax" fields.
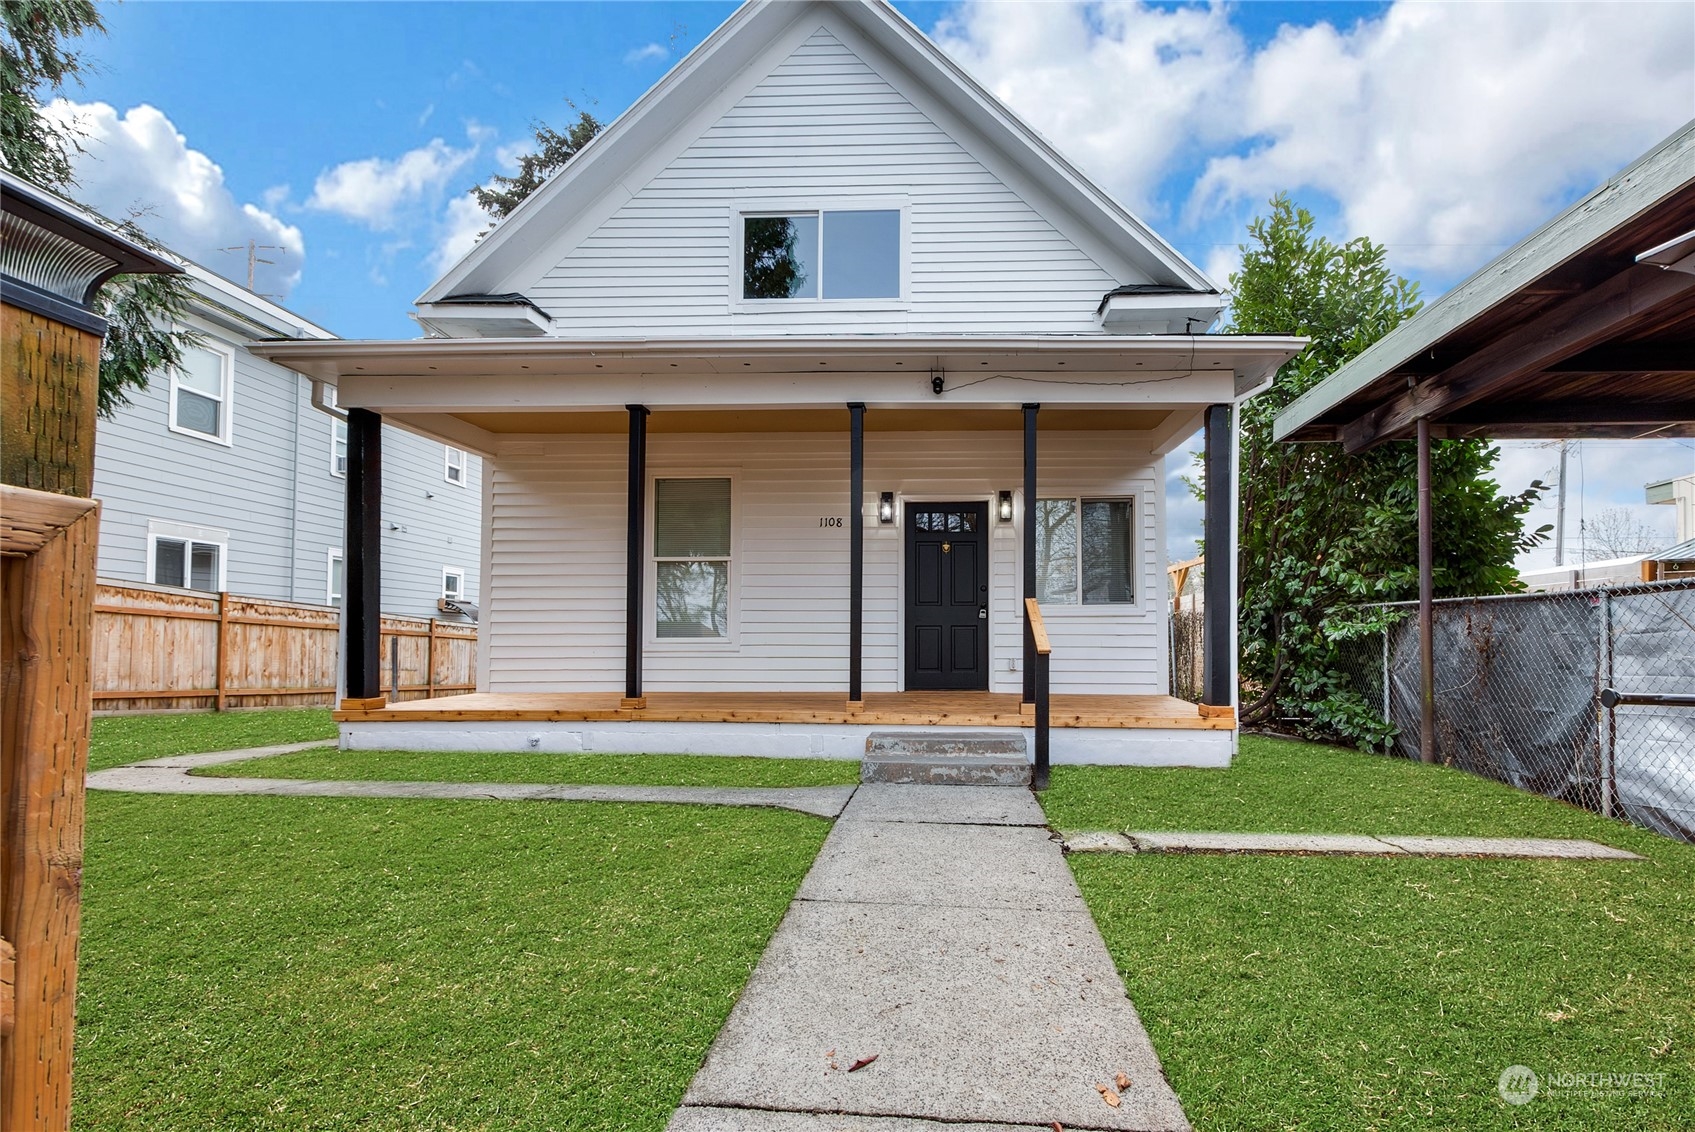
[
  {"xmin": 93, "ymin": 261, "xmax": 483, "ymax": 619},
  {"xmin": 255, "ymin": 0, "xmax": 1304, "ymax": 770}
]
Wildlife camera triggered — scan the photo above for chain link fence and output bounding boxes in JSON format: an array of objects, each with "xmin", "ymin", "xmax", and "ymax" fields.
[{"xmin": 1333, "ymin": 579, "xmax": 1695, "ymax": 843}]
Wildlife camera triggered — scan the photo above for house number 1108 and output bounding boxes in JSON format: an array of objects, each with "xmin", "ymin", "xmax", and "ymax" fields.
[{"xmin": 818, "ymin": 517, "xmax": 843, "ymax": 527}]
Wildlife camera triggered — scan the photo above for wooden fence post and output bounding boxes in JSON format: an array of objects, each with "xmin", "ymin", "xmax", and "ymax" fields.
[
  {"xmin": 1, "ymin": 489, "xmax": 101, "ymax": 1131},
  {"xmin": 215, "ymin": 591, "xmax": 231, "ymax": 712},
  {"xmin": 426, "ymin": 618, "xmax": 438, "ymax": 699}
]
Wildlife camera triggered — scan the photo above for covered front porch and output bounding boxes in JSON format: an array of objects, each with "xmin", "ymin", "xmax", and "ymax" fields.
[{"xmin": 252, "ymin": 334, "xmax": 1304, "ymax": 774}]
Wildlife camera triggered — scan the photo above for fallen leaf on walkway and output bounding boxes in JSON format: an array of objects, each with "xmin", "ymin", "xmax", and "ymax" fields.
[
  {"xmin": 1050, "ymin": 1123, "xmax": 1064, "ymax": 1132},
  {"xmin": 1095, "ymin": 1084, "xmax": 1121, "ymax": 1108},
  {"xmin": 1115, "ymin": 1072, "xmax": 1132, "ymax": 1090},
  {"xmin": 848, "ymin": 1054, "xmax": 878, "ymax": 1072}
]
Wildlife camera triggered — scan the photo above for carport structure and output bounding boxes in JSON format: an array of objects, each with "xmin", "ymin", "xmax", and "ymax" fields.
[{"xmin": 1274, "ymin": 120, "xmax": 1695, "ymax": 761}]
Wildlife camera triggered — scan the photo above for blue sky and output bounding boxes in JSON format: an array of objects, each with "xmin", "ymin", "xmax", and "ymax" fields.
[{"xmin": 56, "ymin": 1, "xmax": 1695, "ymax": 562}]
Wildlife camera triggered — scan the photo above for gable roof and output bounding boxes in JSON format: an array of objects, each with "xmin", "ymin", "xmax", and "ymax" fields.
[{"xmin": 419, "ymin": 0, "xmax": 1212, "ymax": 308}]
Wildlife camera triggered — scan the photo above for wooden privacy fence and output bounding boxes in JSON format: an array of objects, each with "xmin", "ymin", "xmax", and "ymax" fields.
[{"xmin": 92, "ymin": 581, "xmax": 477, "ymax": 711}]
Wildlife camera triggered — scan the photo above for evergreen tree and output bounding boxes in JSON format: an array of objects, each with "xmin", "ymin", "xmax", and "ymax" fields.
[
  {"xmin": 472, "ymin": 110, "xmax": 602, "ymax": 220},
  {"xmin": 1221, "ymin": 196, "xmax": 1547, "ymax": 746}
]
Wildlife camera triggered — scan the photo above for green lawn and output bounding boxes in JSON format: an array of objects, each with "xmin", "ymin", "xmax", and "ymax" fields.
[
  {"xmin": 196, "ymin": 748, "xmax": 862, "ymax": 789},
  {"xmin": 1044, "ymin": 736, "xmax": 1695, "ymax": 1131},
  {"xmin": 75, "ymin": 792, "xmax": 827, "ymax": 1131},
  {"xmin": 89, "ymin": 708, "xmax": 336, "ymax": 772}
]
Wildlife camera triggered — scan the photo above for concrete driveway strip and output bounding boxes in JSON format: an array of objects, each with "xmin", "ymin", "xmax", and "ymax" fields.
[
  {"xmin": 671, "ymin": 786, "xmax": 1191, "ymax": 1132},
  {"xmin": 85, "ymin": 765, "xmax": 855, "ymax": 818}
]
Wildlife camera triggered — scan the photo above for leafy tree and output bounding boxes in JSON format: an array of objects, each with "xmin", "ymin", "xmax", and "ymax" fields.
[
  {"xmin": 472, "ymin": 109, "xmax": 602, "ymax": 220},
  {"xmin": 2, "ymin": 0, "xmax": 200, "ymax": 417},
  {"xmin": 1219, "ymin": 196, "xmax": 1546, "ymax": 747}
]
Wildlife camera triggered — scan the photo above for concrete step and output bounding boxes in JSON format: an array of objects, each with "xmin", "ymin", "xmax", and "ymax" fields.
[{"xmin": 861, "ymin": 731, "xmax": 1031, "ymax": 786}]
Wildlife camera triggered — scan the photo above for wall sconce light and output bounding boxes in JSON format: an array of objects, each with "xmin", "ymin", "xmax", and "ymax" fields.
[
  {"xmin": 878, "ymin": 492, "xmax": 896, "ymax": 524},
  {"xmin": 997, "ymin": 490, "xmax": 1014, "ymax": 523}
]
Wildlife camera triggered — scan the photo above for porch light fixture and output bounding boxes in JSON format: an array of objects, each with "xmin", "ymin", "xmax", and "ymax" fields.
[
  {"xmin": 878, "ymin": 492, "xmax": 896, "ymax": 524},
  {"xmin": 998, "ymin": 490, "xmax": 1014, "ymax": 523}
]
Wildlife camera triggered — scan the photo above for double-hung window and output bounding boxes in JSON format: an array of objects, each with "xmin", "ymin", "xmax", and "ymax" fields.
[
  {"xmin": 169, "ymin": 341, "xmax": 233, "ymax": 443},
  {"xmin": 741, "ymin": 209, "xmax": 900, "ymax": 300},
  {"xmin": 1034, "ymin": 498, "xmax": 1136, "ymax": 605},
  {"xmin": 654, "ymin": 477, "xmax": 731, "ymax": 639},
  {"xmin": 444, "ymin": 446, "xmax": 467, "ymax": 485},
  {"xmin": 148, "ymin": 522, "xmax": 228, "ymax": 593},
  {"xmin": 327, "ymin": 386, "xmax": 348, "ymax": 477}
]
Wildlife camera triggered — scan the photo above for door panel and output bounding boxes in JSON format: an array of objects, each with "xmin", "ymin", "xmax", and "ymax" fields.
[{"xmin": 905, "ymin": 501, "xmax": 990, "ymax": 691}]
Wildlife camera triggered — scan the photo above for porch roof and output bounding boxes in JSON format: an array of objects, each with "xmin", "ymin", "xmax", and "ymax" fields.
[{"xmin": 251, "ymin": 333, "xmax": 1304, "ymax": 457}]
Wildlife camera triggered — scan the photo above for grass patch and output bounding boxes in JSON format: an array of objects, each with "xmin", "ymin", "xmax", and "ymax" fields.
[
  {"xmin": 195, "ymin": 748, "xmax": 862, "ymax": 789},
  {"xmin": 1043, "ymin": 733, "xmax": 1653, "ymax": 839},
  {"xmin": 75, "ymin": 792, "xmax": 827, "ymax": 1130},
  {"xmin": 1048, "ymin": 735, "xmax": 1695, "ymax": 1130},
  {"xmin": 89, "ymin": 709, "xmax": 335, "ymax": 772}
]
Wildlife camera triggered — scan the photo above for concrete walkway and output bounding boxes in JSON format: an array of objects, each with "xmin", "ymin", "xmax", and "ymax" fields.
[
  {"xmin": 86, "ymin": 746, "xmax": 856, "ymax": 819},
  {"xmin": 668, "ymin": 785, "xmax": 1191, "ymax": 1132},
  {"xmin": 1063, "ymin": 829, "xmax": 1642, "ymax": 860}
]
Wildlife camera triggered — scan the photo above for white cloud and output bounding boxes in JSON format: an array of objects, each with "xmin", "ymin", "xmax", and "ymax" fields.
[
  {"xmin": 430, "ymin": 192, "xmax": 493, "ymax": 277},
  {"xmin": 1189, "ymin": 2, "xmax": 1695, "ymax": 272},
  {"xmin": 934, "ymin": 2, "xmax": 1694, "ymax": 275},
  {"xmin": 307, "ymin": 137, "xmax": 477, "ymax": 230},
  {"xmin": 934, "ymin": 2, "xmax": 1244, "ymax": 218},
  {"xmin": 44, "ymin": 100, "xmax": 305, "ymax": 297},
  {"xmin": 624, "ymin": 42, "xmax": 668, "ymax": 65}
]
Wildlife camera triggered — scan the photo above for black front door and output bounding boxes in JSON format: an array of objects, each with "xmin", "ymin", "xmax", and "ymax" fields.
[{"xmin": 905, "ymin": 501, "xmax": 990, "ymax": 691}]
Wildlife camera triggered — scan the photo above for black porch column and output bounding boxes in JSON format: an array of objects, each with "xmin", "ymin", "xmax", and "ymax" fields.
[
  {"xmin": 343, "ymin": 407, "xmax": 382, "ymax": 702},
  {"xmin": 1201, "ymin": 403, "xmax": 1234, "ymax": 708},
  {"xmin": 1416, "ymin": 416, "xmax": 1436, "ymax": 763},
  {"xmin": 1022, "ymin": 403, "xmax": 1039, "ymax": 704},
  {"xmin": 848, "ymin": 402, "xmax": 865, "ymax": 705},
  {"xmin": 625, "ymin": 405, "xmax": 649, "ymax": 706}
]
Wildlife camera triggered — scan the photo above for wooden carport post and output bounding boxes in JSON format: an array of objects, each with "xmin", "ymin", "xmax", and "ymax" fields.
[
  {"xmin": 1416, "ymin": 416, "xmax": 1436, "ymax": 763},
  {"xmin": 0, "ymin": 171, "xmax": 179, "ymax": 1131}
]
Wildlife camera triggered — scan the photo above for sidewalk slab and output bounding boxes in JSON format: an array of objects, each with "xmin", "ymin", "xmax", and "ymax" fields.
[
  {"xmin": 125, "ymin": 741, "xmax": 336, "ymax": 769},
  {"xmin": 1063, "ymin": 831, "xmax": 1139, "ymax": 854},
  {"xmin": 678, "ymin": 900, "xmax": 1189, "ymax": 1132},
  {"xmin": 840, "ymin": 784, "xmax": 1045, "ymax": 826},
  {"xmin": 671, "ymin": 1107, "xmax": 1068, "ymax": 1131},
  {"xmin": 1379, "ymin": 835, "xmax": 1642, "ymax": 860},
  {"xmin": 796, "ymin": 821, "xmax": 1081, "ymax": 911},
  {"xmin": 1127, "ymin": 831, "xmax": 1403, "ymax": 855}
]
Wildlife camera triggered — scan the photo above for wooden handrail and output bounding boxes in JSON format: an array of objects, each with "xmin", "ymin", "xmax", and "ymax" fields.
[{"xmin": 1023, "ymin": 597, "xmax": 1051, "ymax": 655}]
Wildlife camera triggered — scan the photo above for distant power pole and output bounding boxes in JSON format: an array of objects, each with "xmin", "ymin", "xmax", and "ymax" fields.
[
  {"xmin": 218, "ymin": 239, "xmax": 284, "ymax": 293},
  {"xmin": 1554, "ymin": 439, "xmax": 1569, "ymax": 566}
]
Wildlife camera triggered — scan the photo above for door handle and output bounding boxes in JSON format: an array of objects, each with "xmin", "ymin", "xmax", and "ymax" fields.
[{"xmin": 978, "ymin": 605, "xmax": 988, "ymax": 619}]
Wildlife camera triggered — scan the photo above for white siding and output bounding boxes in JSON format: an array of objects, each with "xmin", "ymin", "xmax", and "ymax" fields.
[
  {"xmin": 484, "ymin": 429, "xmax": 1165, "ymax": 695},
  {"xmin": 530, "ymin": 26, "xmax": 1124, "ymax": 336}
]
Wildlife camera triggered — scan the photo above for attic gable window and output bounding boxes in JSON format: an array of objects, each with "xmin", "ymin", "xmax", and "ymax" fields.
[{"xmin": 742, "ymin": 209, "xmax": 900, "ymax": 300}]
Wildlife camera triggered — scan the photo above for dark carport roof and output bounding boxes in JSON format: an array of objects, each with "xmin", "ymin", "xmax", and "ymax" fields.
[{"xmin": 1274, "ymin": 120, "xmax": 1695, "ymax": 450}]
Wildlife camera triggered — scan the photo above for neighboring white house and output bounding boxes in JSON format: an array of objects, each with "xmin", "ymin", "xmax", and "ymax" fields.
[
  {"xmin": 255, "ymin": 0, "xmax": 1304, "ymax": 766},
  {"xmin": 92, "ymin": 260, "xmax": 482, "ymax": 619}
]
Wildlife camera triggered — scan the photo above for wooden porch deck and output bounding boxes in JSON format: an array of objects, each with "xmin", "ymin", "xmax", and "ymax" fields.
[{"xmin": 334, "ymin": 691, "xmax": 1234, "ymax": 730}]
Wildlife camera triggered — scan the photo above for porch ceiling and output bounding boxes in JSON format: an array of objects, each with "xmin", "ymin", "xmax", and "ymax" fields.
[{"xmin": 453, "ymin": 406, "xmax": 1173, "ymax": 434}]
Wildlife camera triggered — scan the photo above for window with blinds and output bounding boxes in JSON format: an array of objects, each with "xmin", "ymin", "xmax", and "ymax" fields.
[
  {"xmin": 1035, "ymin": 497, "xmax": 1134, "ymax": 605},
  {"xmin": 654, "ymin": 477, "xmax": 732, "ymax": 638}
]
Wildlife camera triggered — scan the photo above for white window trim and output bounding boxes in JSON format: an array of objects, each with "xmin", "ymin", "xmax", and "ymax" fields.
[
  {"xmin": 330, "ymin": 417, "xmax": 348, "ymax": 478},
  {"xmin": 647, "ymin": 471, "xmax": 740, "ymax": 650},
  {"xmin": 444, "ymin": 445, "xmax": 468, "ymax": 486},
  {"xmin": 167, "ymin": 337, "xmax": 236, "ymax": 446},
  {"xmin": 327, "ymin": 548, "xmax": 344, "ymax": 606},
  {"xmin": 1033, "ymin": 495, "xmax": 1140, "ymax": 609},
  {"xmin": 729, "ymin": 197, "xmax": 910, "ymax": 312},
  {"xmin": 145, "ymin": 519, "xmax": 229, "ymax": 592},
  {"xmin": 441, "ymin": 566, "xmax": 466, "ymax": 601}
]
